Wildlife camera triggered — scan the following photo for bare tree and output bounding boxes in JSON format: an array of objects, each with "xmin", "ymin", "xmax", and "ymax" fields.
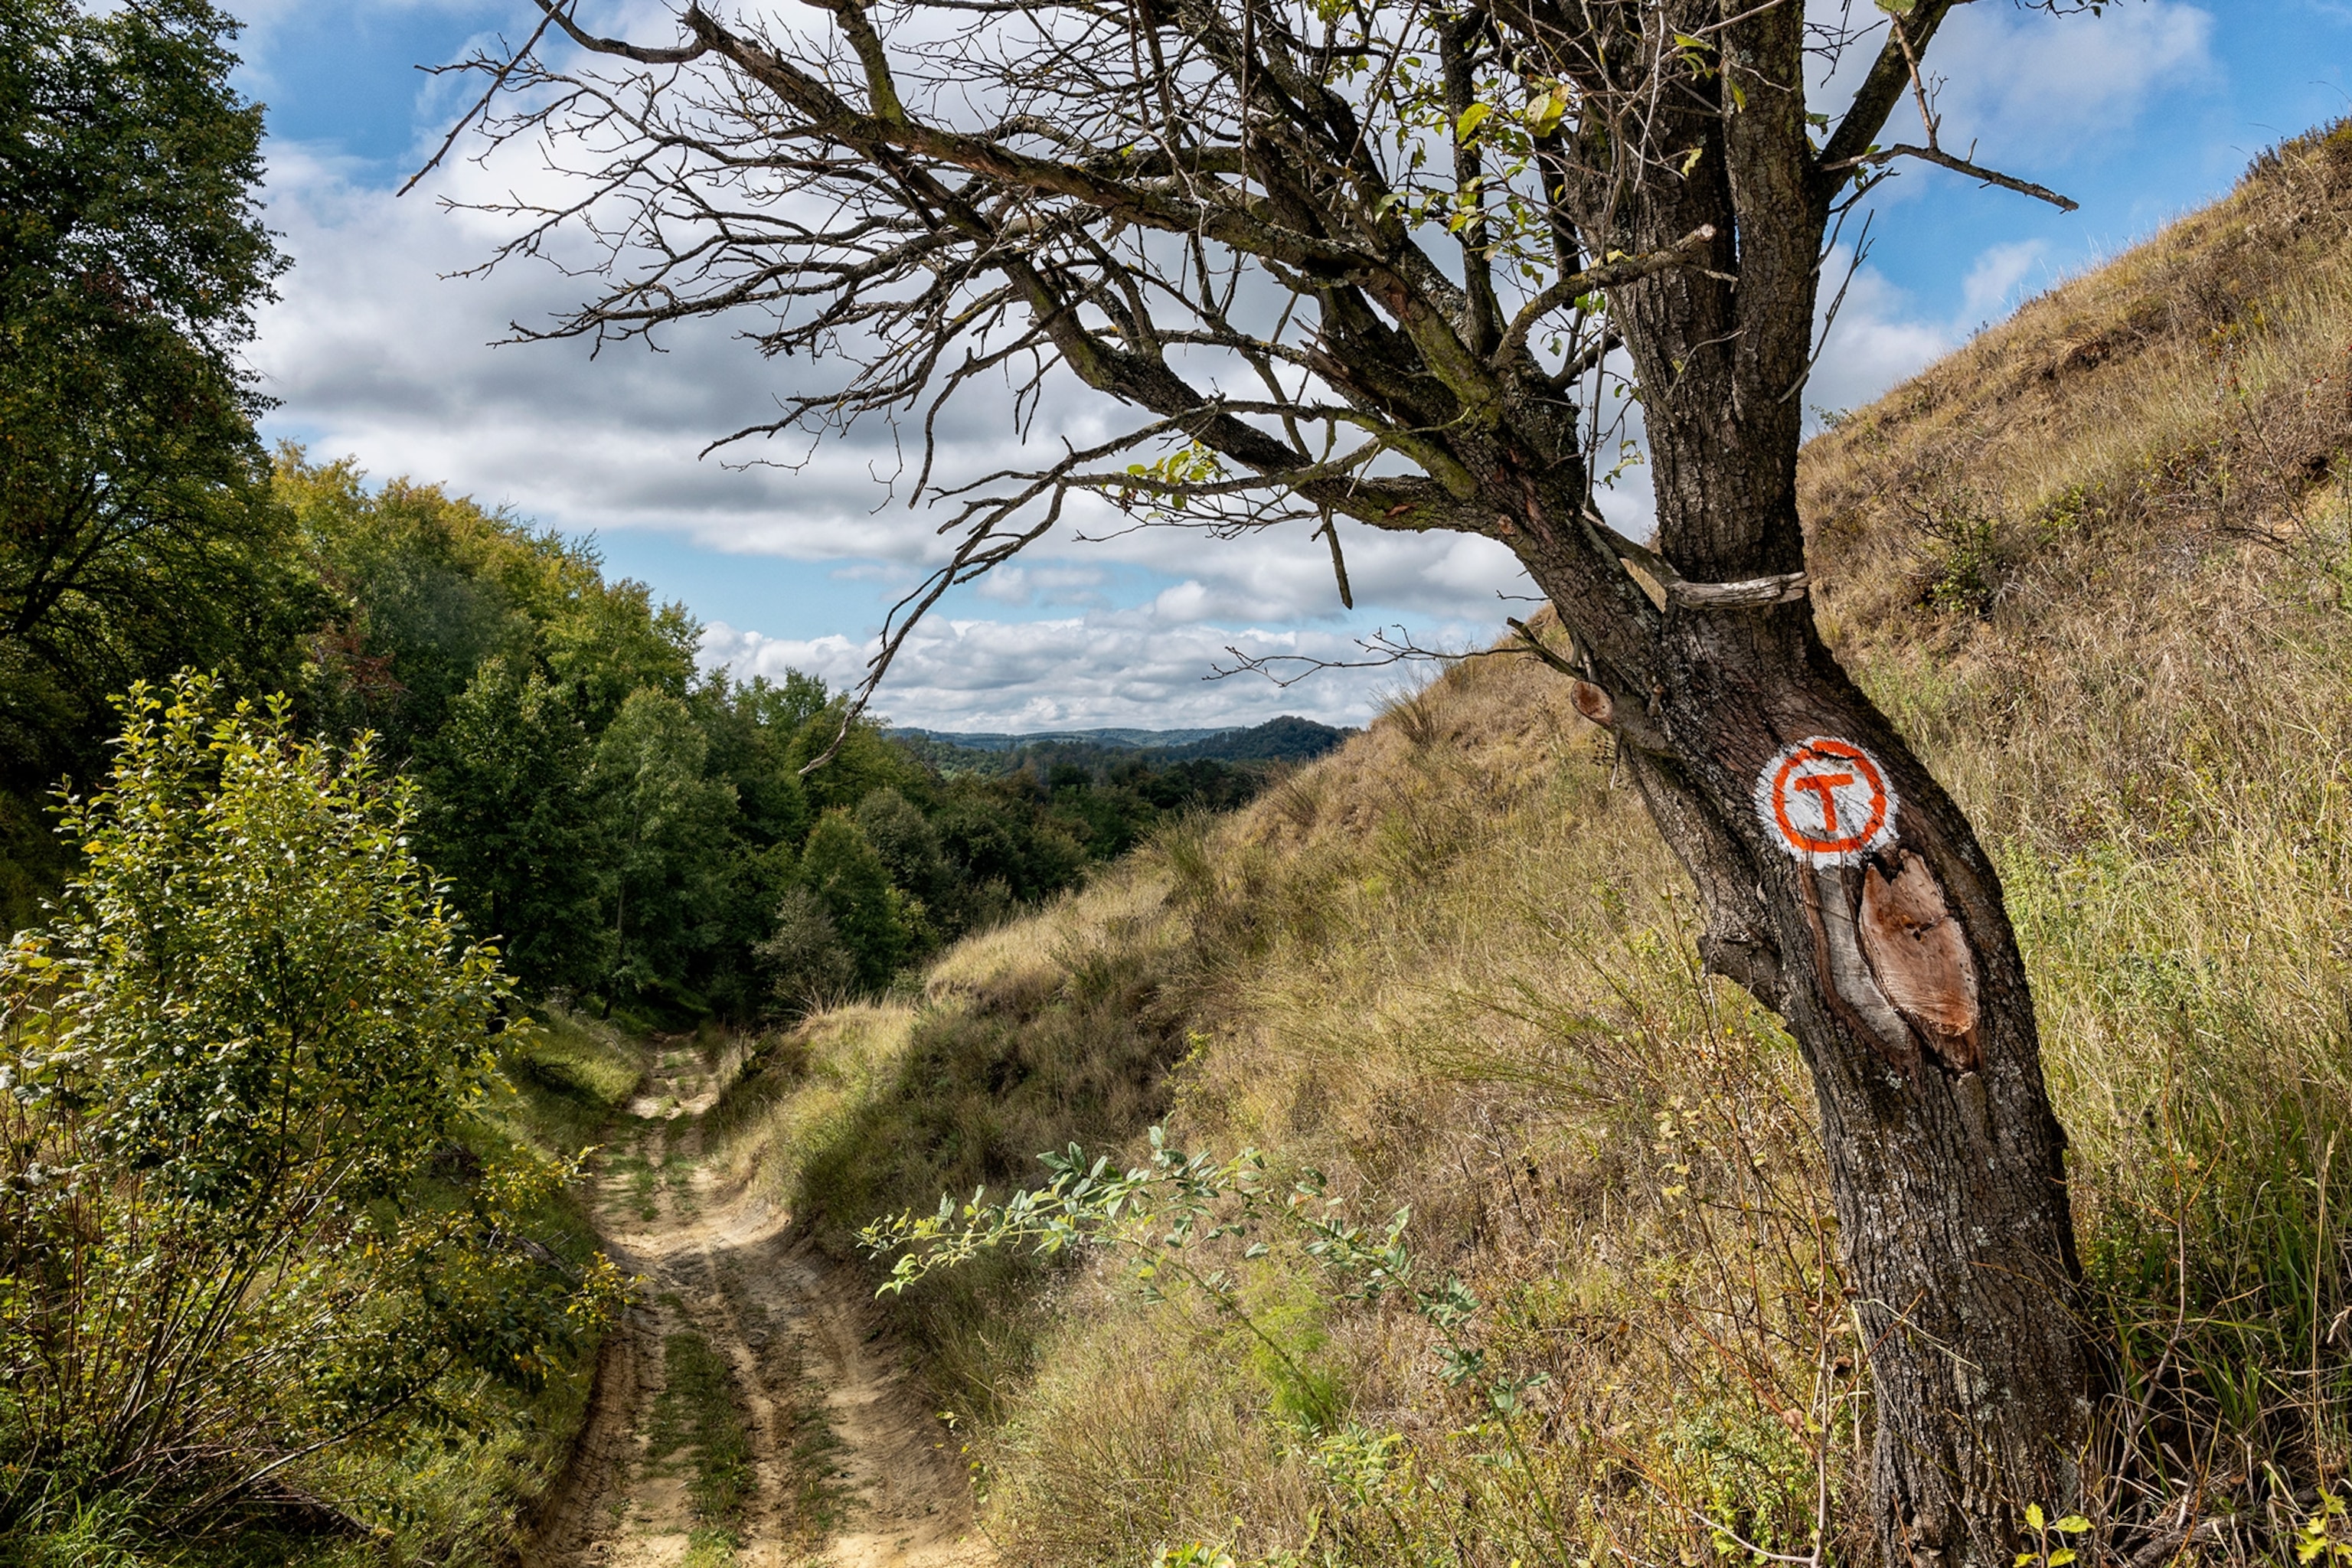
[{"xmin": 435, "ymin": 1, "xmax": 2097, "ymax": 1559}]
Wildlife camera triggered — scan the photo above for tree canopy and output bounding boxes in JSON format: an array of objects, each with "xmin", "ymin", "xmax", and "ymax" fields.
[
  {"xmin": 0, "ymin": 0, "xmax": 296, "ymax": 848},
  {"xmin": 0, "ymin": 676, "xmax": 619, "ymax": 1533}
]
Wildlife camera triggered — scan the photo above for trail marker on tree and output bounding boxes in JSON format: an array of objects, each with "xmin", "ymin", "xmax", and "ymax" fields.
[{"xmin": 1756, "ymin": 737, "xmax": 1898, "ymax": 866}]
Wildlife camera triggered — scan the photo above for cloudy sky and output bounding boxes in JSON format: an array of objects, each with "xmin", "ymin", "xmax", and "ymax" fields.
[{"xmin": 236, "ymin": 2, "xmax": 2344, "ymax": 730}]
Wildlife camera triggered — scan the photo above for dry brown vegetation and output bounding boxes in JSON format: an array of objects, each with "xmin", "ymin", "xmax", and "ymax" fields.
[{"xmin": 716, "ymin": 126, "xmax": 2352, "ymax": 1567}]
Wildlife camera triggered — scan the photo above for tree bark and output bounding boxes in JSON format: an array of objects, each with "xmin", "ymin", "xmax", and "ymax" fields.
[{"xmin": 1519, "ymin": 531, "xmax": 2092, "ymax": 1567}]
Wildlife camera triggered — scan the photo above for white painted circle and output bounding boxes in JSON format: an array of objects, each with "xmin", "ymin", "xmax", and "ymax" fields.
[{"xmin": 1753, "ymin": 735, "xmax": 1900, "ymax": 866}]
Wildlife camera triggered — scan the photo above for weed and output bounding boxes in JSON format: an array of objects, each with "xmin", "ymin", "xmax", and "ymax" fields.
[
  {"xmin": 2298, "ymin": 1491, "xmax": 2352, "ymax": 1565},
  {"xmin": 648, "ymin": 1331, "xmax": 756, "ymax": 1530}
]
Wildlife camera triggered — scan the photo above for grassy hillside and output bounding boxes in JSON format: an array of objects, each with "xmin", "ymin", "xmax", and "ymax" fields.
[{"xmin": 717, "ymin": 125, "xmax": 2352, "ymax": 1567}]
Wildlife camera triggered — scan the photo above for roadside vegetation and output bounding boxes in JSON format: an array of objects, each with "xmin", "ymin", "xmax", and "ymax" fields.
[
  {"xmin": 0, "ymin": 11, "xmax": 1296, "ymax": 1558},
  {"xmin": 0, "ymin": 678, "xmax": 629, "ymax": 1563},
  {"xmin": 724, "ymin": 124, "xmax": 2352, "ymax": 1568},
  {"xmin": 0, "ymin": 443, "xmax": 1310, "ymax": 1026}
]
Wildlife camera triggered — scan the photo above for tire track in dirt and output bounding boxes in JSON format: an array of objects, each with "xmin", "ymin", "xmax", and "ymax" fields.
[{"xmin": 522, "ymin": 1046, "xmax": 992, "ymax": 1568}]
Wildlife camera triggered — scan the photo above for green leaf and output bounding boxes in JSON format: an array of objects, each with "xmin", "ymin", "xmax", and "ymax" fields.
[
  {"xmin": 1874, "ymin": 0, "xmax": 1918, "ymax": 12},
  {"xmin": 1526, "ymin": 84, "xmax": 1569, "ymax": 138},
  {"xmin": 2047, "ymin": 1551, "xmax": 2076, "ymax": 1566},
  {"xmin": 1456, "ymin": 102, "xmax": 1491, "ymax": 139},
  {"xmin": 2026, "ymin": 1504, "xmax": 2047, "ymax": 1532},
  {"xmin": 2055, "ymin": 1517, "xmax": 2090, "ymax": 1535}
]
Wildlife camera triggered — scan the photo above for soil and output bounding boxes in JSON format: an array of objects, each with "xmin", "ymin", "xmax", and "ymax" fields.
[{"xmin": 521, "ymin": 1046, "xmax": 994, "ymax": 1568}]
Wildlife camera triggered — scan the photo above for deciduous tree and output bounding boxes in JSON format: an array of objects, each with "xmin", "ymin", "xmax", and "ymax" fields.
[
  {"xmin": 0, "ymin": 0, "xmax": 294, "ymax": 806},
  {"xmin": 418, "ymin": 655, "xmax": 611, "ymax": 995},
  {"xmin": 0, "ymin": 675, "xmax": 615, "ymax": 1531},
  {"xmin": 441, "ymin": 4, "xmax": 2098, "ymax": 1557},
  {"xmin": 799, "ymin": 809, "xmax": 911, "ymax": 990},
  {"xmin": 591, "ymin": 686, "xmax": 741, "ymax": 1002}
]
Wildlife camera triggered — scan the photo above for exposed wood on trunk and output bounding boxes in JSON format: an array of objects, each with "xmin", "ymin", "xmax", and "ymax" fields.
[
  {"xmin": 1809, "ymin": 864, "xmax": 1922, "ymax": 1072},
  {"xmin": 1859, "ymin": 851, "xmax": 1984, "ymax": 1073}
]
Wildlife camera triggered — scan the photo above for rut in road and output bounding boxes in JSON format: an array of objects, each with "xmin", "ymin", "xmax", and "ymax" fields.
[{"xmin": 523, "ymin": 1042, "xmax": 991, "ymax": 1568}]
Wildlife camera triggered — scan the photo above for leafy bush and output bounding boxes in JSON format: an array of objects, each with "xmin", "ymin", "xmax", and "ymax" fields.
[{"xmin": 0, "ymin": 675, "xmax": 620, "ymax": 1540}]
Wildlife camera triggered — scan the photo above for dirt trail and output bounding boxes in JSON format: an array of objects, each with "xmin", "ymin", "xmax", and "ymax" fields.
[{"xmin": 523, "ymin": 1044, "xmax": 992, "ymax": 1568}]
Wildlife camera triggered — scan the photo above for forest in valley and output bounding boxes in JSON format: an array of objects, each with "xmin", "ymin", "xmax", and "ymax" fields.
[{"xmin": 5, "ymin": 445, "xmax": 1322, "ymax": 1028}]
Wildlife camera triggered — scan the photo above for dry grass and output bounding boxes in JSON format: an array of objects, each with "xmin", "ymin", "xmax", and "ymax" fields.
[
  {"xmin": 969, "ymin": 658, "xmax": 1851, "ymax": 1568},
  {"xmin": 710, "ymin": 867, "xmax": 1201, "ymax": 1419},
  {"xmin": 724, "ymin": 124, "xmax": 2352, "ymax": 1568}
]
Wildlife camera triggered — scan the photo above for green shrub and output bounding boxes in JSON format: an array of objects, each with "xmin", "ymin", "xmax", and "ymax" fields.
[{"xmin": 0, "ymin": 675, "xmax": 621, "ymax": 1541}]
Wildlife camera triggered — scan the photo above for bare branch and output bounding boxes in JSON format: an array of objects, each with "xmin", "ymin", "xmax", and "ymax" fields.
[
  {"xmin": 400, "ymin": 13, "xmax": 555, "ymax": 198},
  {"xmin": 1812, "ymin": 0, "xmax": 1961, "ymax": 188},
  {"xmin": 530, "ymin": 0, "xmax": 710, "ymax": 65},
  {"xmin": 1827, "ymin": 142, "xmax": 2079, "ymax": 213},
  {"xmin": 1493, "ymin": 224, "xmax": 1718, "ymax": 373}
]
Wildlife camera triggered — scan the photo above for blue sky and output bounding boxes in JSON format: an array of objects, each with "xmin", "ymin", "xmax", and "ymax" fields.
[{"xmin": 235, "ymin": 2, "xmax": 2349, "ymax": 729}]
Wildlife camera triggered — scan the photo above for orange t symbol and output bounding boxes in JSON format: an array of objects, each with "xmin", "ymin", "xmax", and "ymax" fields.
[{"xmin": 1793, "ymin": 772, "xmax": 1855, "ymax": 833}]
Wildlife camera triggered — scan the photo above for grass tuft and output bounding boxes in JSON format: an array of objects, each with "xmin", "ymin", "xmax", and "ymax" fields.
[{"xmin": 649, "ymin": 1331, "xmax": 756, "ymax": 1537}]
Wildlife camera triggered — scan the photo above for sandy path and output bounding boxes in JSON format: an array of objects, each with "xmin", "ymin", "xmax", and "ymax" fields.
[{"xmin": 521, "ymin": 1046, "xmax": 993, "ymax": 1568}]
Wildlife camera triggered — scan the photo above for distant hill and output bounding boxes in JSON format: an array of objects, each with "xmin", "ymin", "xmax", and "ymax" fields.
[
  {"xmin": 1153, "ymin": 714, "xmax": 1348, "ymax": 763},
  {"xmin": 890, "ymin": 725, "xmax": 1237, "ymax": 753},
  {"xmin": 889, "ymin": 715, "xmax": 1355, "ymax": 777}
]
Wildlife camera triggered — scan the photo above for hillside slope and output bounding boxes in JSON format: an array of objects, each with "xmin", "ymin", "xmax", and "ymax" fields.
[{"xmin": 719, "ymin": 126, "xmax": 2352, "ymax": 1568}]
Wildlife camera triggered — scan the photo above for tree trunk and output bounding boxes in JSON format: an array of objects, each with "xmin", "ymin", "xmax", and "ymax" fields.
[{"xmin": 1519, "ymin": 544, "xmax": 2093, "ymax": 1567}]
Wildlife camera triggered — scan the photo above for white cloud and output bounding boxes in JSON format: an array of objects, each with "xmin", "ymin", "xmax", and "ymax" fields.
[
  {"xmin": 1807, "ymin": 261, "xmax": 1959, "ymax": 420},
  {"xmin": 697, "ymin": 612, "xmax": 1481, "ymax": 730},
  {"xmin": 1801, "ymin": 234, "xmax": 2073, "ymax": 424},
  {"xmin": 266, "ymin": 0, "xmax": 2179, "ymax": 730},
  {"xmin": 1926, "ymin": 1, "xmax": 2217, "ymax": 161},
  {"xmin": 1929, "ymin": 2, "xmax": 2201, "ymax": 145},
  {"xmin": 250, "ymin": 139, "xmax": 1533, "ymax": 630},
  {"xmin": 247, "ymin": 122, "xmax": 1538, "ymax": 727},
  {"xmin": 1805, "ymin": 2, "xmax": 2216, "ymax": 211},
  {"xmin": 1959, "ymin": 240, "xmax": 2050, "ymax": 325},
  {"xmin": 969, "ymin": 565, "xmax": 1108, "ymax": 607}
]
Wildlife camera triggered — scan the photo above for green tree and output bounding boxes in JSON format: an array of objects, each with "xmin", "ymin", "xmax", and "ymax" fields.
[
  {"xmin": 416, "ymin": 656, "xmax": 609, "ymax": 996},
  {"xmin": 798, "ymin": 811, "xmax": 908, "ymax": 991},
  {"xmin": 755, "ymin": 884, "xmax": 855, "ymax": 1017},
  {"xmin": 592, "ymin": 688, "xmax": 740, "ymax": 1005},
  {"xmin": 696, "ymin": 674, "xmax": 815, "ymax": 851},
  {"xmin": 690, "ymin": 675, "xmax": 821, "ymax": 1014},
  {"xmin": 0, "ymin": 675, "xmax": 615, "ymax": 1534},
  {"xmin": 785, "ymin": 701, "xmax": 927, "ymax": 815},
  {"xmin": 855, "ymin": 785, "xmax": 949, "ymax": 945},
  {"xmin": 933, "ymin": 781, "xmax": 1085, "ymax": 907},
  {"xmin": 279, "ymin": 456, "xmax": 699, "ymax": 757},
  {"xmin": 0, "ymin": 0, "xmax": 300, "ymax": 918}
]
